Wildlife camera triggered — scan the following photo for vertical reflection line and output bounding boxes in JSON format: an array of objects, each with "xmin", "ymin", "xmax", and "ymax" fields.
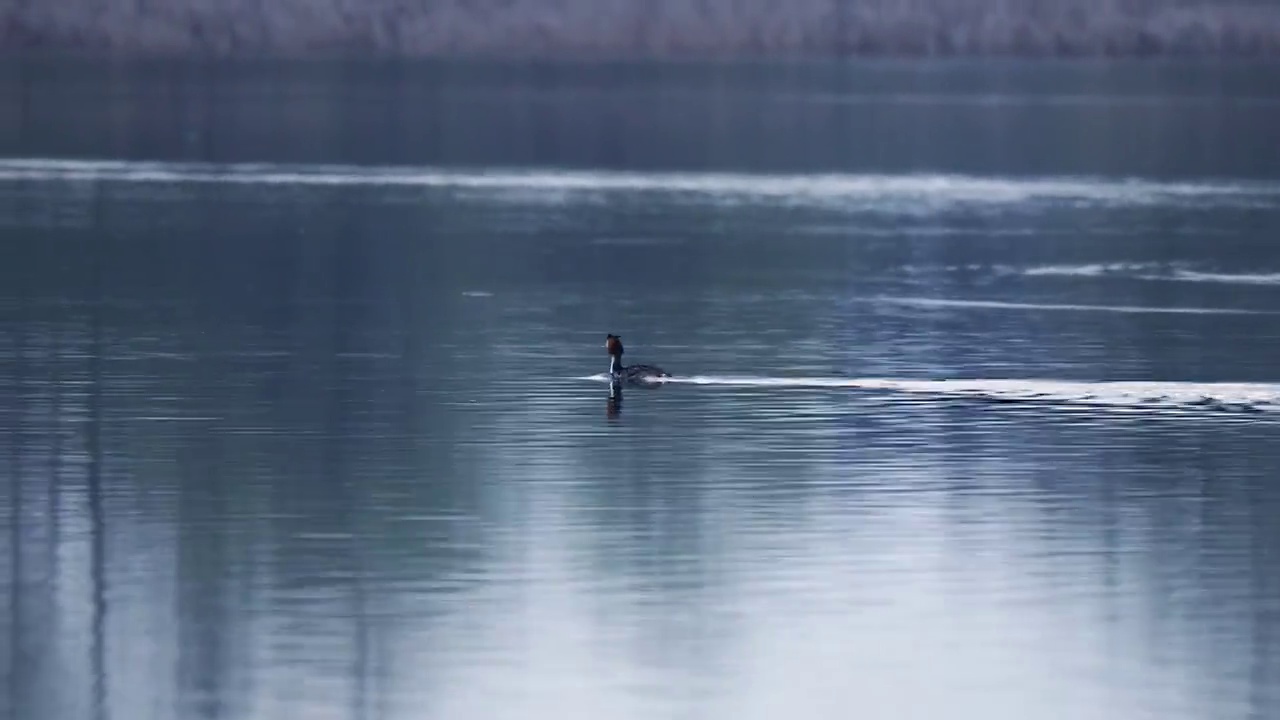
[
  {"xmin": 354, "ymin": 539, "xmax": 369, "ymax": 720},
  {"xmin": 48, "ymin": 306, "xmax": 62, "ymax": 612},
  {"xmin": 6, "ymin": 437, "xmax": 16, "ymax": 720},
  {"xmin": 88, "ymin": 188, "xmax": 109, "ymax": 720},
  {"xmin": 1248, "ymin": 482, "xmax": 1277, "ymax": 719},
  {"xmin": 330, "ymin": 222, "xmax": 369, "ymax": 720},
  {"xmin": 7, "ymin": 338, "xmax": 22, "ymax": 720},
  {"xmin": 8, "ymin": 235, "xmax": 30, "ymax": 720}
]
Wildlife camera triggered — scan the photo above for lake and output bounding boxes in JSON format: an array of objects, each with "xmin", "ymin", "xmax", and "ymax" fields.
[{"xmin": 2, "ymin": 58, "xmax": 1279, "ymax": 720}]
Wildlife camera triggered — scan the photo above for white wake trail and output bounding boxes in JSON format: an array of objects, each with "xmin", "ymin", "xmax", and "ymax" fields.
[{"xmin": 583, "ymin": 374, "xmax": 1280, "ymax": 414}]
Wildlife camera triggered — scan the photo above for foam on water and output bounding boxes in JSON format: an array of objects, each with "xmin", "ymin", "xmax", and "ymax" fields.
[
  {"xmin": 1, "ymin": 158, "xmax": 1277, "ymax": 211},
  {"xmin": 1007, "ymin": 264, "xmax": 1280, "ymax": 287},
  {"xmin": 1167, "ymin": 270, "xmax": 1280, "ymax": 286},
  {"xmin": 1017, "ymin": 263, "xmax": 1157, "ymax": 278},
  {"xmin": 583, "ymin": 374, "xmax": 1280, "ymax": 415},
  {"xmin": 871, "ymin": 296, "xmax": 1279, "ymax": 316}
]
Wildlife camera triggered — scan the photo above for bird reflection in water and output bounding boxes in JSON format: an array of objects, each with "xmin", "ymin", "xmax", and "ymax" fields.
[{"xmin": 607, "ymin": 378, "xmax": 623, "ymax": 419}]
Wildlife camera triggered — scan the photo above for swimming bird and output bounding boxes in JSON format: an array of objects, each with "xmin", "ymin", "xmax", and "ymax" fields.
[{"xmin": 606, "ymin": 333, "xmax": 671, "ymax": 384}]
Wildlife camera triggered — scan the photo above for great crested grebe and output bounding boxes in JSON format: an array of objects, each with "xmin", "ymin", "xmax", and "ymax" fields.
[{"xmin": 606, "ymin": 333, "xmax": 671, "ymax": 384}]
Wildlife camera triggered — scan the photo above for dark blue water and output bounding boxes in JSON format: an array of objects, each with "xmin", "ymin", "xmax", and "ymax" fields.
[{"xmin": 2, "ymin": 59, "xmax": 1279, "ymax": 720}]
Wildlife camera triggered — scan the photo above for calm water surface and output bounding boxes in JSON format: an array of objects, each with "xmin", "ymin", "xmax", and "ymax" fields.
[{"xmin": 2, "ymin": 59, "xmax": 1280, "ymax": 720}]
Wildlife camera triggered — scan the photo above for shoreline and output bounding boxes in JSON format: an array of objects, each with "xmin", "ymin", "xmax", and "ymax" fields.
[
  {"xmin": 2, "ymin": 47, "xmax": 1277, "ymax": 64},
  {"xmin": 4, "ymin": 2, "xmax": 1280, "ymax": 61}
]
